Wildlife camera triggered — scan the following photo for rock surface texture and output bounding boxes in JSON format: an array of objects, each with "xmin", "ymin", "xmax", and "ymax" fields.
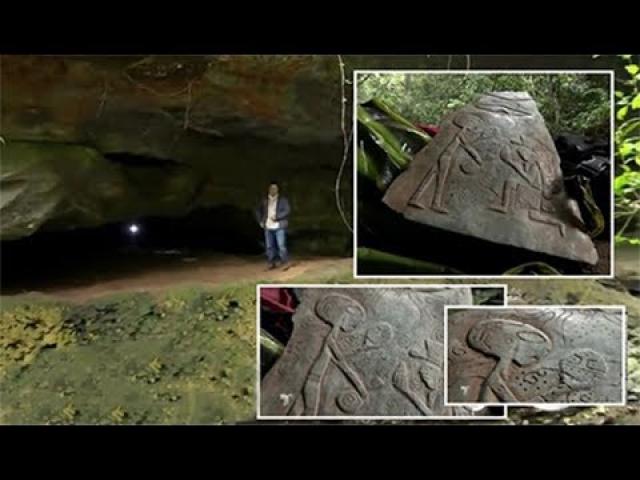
[
  {"xmin": 261, "ymin": 287, "xmax": 500, "ymax": 417},
  {"xmin": 383, "ymin": 92, "xmax": 598, "ymax": 265},
  {"xmin": 0, "ymin": 55, "xmax": 351, "ymax": 251},
  {"xmin": 447, "ymin": 307, "xmax": 624, "ymax": 404}
]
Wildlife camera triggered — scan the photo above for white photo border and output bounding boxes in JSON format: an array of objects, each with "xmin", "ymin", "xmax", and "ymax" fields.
[
  {"xmin": 443, "ymin": 304, "xmax": 627, "ymax": 408},
  {"xmin": 352, "ymin": 69, "xmax": 616, "ymax": 280},
  {"xmin": 256, "ymin": 283, "xmax": 509, "ymax": 421}
]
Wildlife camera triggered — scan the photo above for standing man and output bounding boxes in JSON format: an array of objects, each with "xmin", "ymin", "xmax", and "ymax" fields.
[{"xmin": 256, "ymin": 181, "xmax": 291, "ymax": 270}]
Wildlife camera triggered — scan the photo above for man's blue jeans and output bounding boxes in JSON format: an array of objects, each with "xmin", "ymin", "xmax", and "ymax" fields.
[{"xmin": 265, "ymin": 228, "xmax": 288, "ymax": 264}]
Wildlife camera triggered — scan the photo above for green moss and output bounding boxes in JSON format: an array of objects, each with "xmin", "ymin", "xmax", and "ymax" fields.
[
  {"xmin": 0, "ymin": 284, "xmax": 256, "ymax": 425},
  {"xmin": 0, "ymin": 300, "xmax": 72, "ymax": 376}
]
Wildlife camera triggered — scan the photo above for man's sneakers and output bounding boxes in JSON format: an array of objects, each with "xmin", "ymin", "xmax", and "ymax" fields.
[{"xmin": 266, "ymin": 261, "xmax": 293, "ymax": 271}]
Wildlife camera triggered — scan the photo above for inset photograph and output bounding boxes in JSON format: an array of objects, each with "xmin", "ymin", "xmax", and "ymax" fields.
[
  {"xmin": 258, "ymin": 285, "xmax": 506, "ymax": 419},
  {"xmin": 445, "ymin": 306, "xmax": 626, "ymax": 406},
  {"xmin": 354, "ymin": 70, "xmax": 613, "ymax": 277}
]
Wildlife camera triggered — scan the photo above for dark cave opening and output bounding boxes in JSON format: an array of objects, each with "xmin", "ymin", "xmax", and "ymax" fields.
[
  {"xmin": 1, "ymin": 140, "xmax": 354, "ymax": 296},
  {"xmin": 102, "ymin": 152, "xmax": 185, "ymax": 168},
  {"xmin": 0, "ymin": 206, "xmax": 291, "ymax": 295}
]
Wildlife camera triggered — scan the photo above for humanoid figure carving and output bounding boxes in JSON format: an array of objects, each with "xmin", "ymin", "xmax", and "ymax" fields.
[
  {"xmin": 391, "ymin": 336, "xmax": 445, "ymax": 414},
  {"xmin": 392, "ymin": 360, "xmax": 434, "ymax": 415},
  {"xmin": 488, "ymin": 135, "xmax": 567, "ymax": 236},
  {"xmin": 301, "ymin": 294, "xmax": 370, "ymax": 415},
  {"xmin": 408, "ymin": 113, "xmax": 487, "ymax": 213},
  {"xmin": 467, "ymin": 318, "xmax": 552, "ymax": 403}
]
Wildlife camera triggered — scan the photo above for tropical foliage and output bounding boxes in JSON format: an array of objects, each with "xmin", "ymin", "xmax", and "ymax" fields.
[
  {"xmin": 614, "ymin": 55, "xmax": 640, "ymax": 245},
  {"xmin": 358, "ymin": 73, "xmax": 611, "ymax": 138}
]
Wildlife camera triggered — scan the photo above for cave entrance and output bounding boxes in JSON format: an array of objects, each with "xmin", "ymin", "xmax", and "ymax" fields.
[{"xmin": 0, "ymin": 207, "xmax": 347, "ymax": 300}]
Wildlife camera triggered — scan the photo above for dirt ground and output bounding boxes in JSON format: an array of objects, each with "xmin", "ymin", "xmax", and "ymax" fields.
[{"xmin": 4, "ymin": 254, "xmax": 352, "ymax": 302}]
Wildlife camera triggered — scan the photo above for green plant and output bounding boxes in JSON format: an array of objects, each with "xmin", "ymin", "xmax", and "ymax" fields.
[
  {"xmin": 356, "ymin": 98, "xmax": 430, "ymax": 190},
  {"xmin": 358, "ymin": 73, "xmax": 610, "ymax": 137},
  {"xmin": 614, "ymin": 55, "xmax": 640, "ymax": 245}
]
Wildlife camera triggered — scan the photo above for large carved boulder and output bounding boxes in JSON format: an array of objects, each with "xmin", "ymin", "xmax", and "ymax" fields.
[
  {"xmin": 383, "ymin": 92, "xmax": 598, "ymax": 265},
  {"xmin": 260, "ymin": 287, "xmax": 500, "ymax": 418},
  {"xmin": 447, "ymin": 307, "xmax": 624, "ymax": 404}
]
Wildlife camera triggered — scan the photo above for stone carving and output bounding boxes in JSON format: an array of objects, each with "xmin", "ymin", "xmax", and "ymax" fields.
[
  {"xmin": 447, "ymin": 308, "xmax": 624, "ymax": 404},
  {"xmin": 383, "ymin": 92, "xmax": 598, "ymax": 265},
  {"xmin": 261, "ymin": 287, "xmax": 500, "ymax": 417}
]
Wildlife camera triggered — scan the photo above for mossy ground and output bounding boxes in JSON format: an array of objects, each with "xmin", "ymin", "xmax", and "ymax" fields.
[{"xmin": 0, "ymin": 285, "xmax": 257, "ymax": 424}]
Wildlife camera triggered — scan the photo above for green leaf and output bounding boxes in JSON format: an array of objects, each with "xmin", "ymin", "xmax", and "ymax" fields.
[
  {"xmin": 618, "ymin": 118, "xmax": 640, "ymax": 136},
  {"xmin": 614, "ymin": 171, "xmax": 640, "ymax": 193},
  {"xmin": 357, "ymin": 145, "xmax": 381, "ymax": 185},
  {"xmin": 620, "ymin": 142, "xmax": 634, "ymax": 157},
  {"xmin": 615, "ymin": 91, "xmax": 625, "ymax": 98},
  {"xmin": 626, "ymin": 64, "xmax": 640, "ymax": 76},
  {"xmin": 615, "ymin": 235, "xmax": 628, "ymax": 245},
  {"xmin": 617, "ymin": 105, "xmax": 629, "ymax": 121},
  {"xmin": 358, "ymin": 105, "xmax": 411, "ymax": 169},
  {"xmin": 368, "ymin": 98, "xmax": 431, "ymax": 142},
  {"xmin": 632, "ymin": 94, "xmax": 640, "ymax": 110},
  {"xmin": 616, "ymin": 235, "xmax": 640, "ymax": 246}
]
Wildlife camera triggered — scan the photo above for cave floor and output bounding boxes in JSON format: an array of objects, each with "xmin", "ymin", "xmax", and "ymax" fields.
[{"xmin": 2, "ymin": 253, "xmax": 352, "ymax": 302}]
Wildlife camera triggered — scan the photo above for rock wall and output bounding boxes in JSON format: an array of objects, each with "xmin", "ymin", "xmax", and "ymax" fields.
[
  {"xmin": 1, "ymin": 55, "xmax": 351, "ymax": 251},
  {"xmin": 1, "ymin": 54, "xmax": 622, "ymax": 251}
]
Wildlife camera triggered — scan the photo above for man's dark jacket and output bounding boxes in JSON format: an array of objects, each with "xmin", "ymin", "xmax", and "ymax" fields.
[{"xmin": 255, "ymin": 196, "xmax": 290, "ymax": 229}]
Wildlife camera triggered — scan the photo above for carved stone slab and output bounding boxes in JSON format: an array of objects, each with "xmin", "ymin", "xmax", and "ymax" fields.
[
  {"xmin": 260, "ymin": 287, "xmax": 500, "ymax": 417},
  {"xmin": 447, "ymin": 307, "xmax": 624, "ymax": 404},
  {"xmin": 383, "ymin": 92, "xmax": 598, "ymax": 265}
]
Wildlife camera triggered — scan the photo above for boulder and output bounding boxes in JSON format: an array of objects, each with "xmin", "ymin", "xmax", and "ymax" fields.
[
  {"xmin": 260, "ymin": 286, "xmax": 501, "ymax": 418},
  {"xmin": 383, "ymin": 92, "xmax": 598, "ymax": 265},
  {"xmin": 447, "ymin": 307, "xmax": 624, "ymax": 404}
]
